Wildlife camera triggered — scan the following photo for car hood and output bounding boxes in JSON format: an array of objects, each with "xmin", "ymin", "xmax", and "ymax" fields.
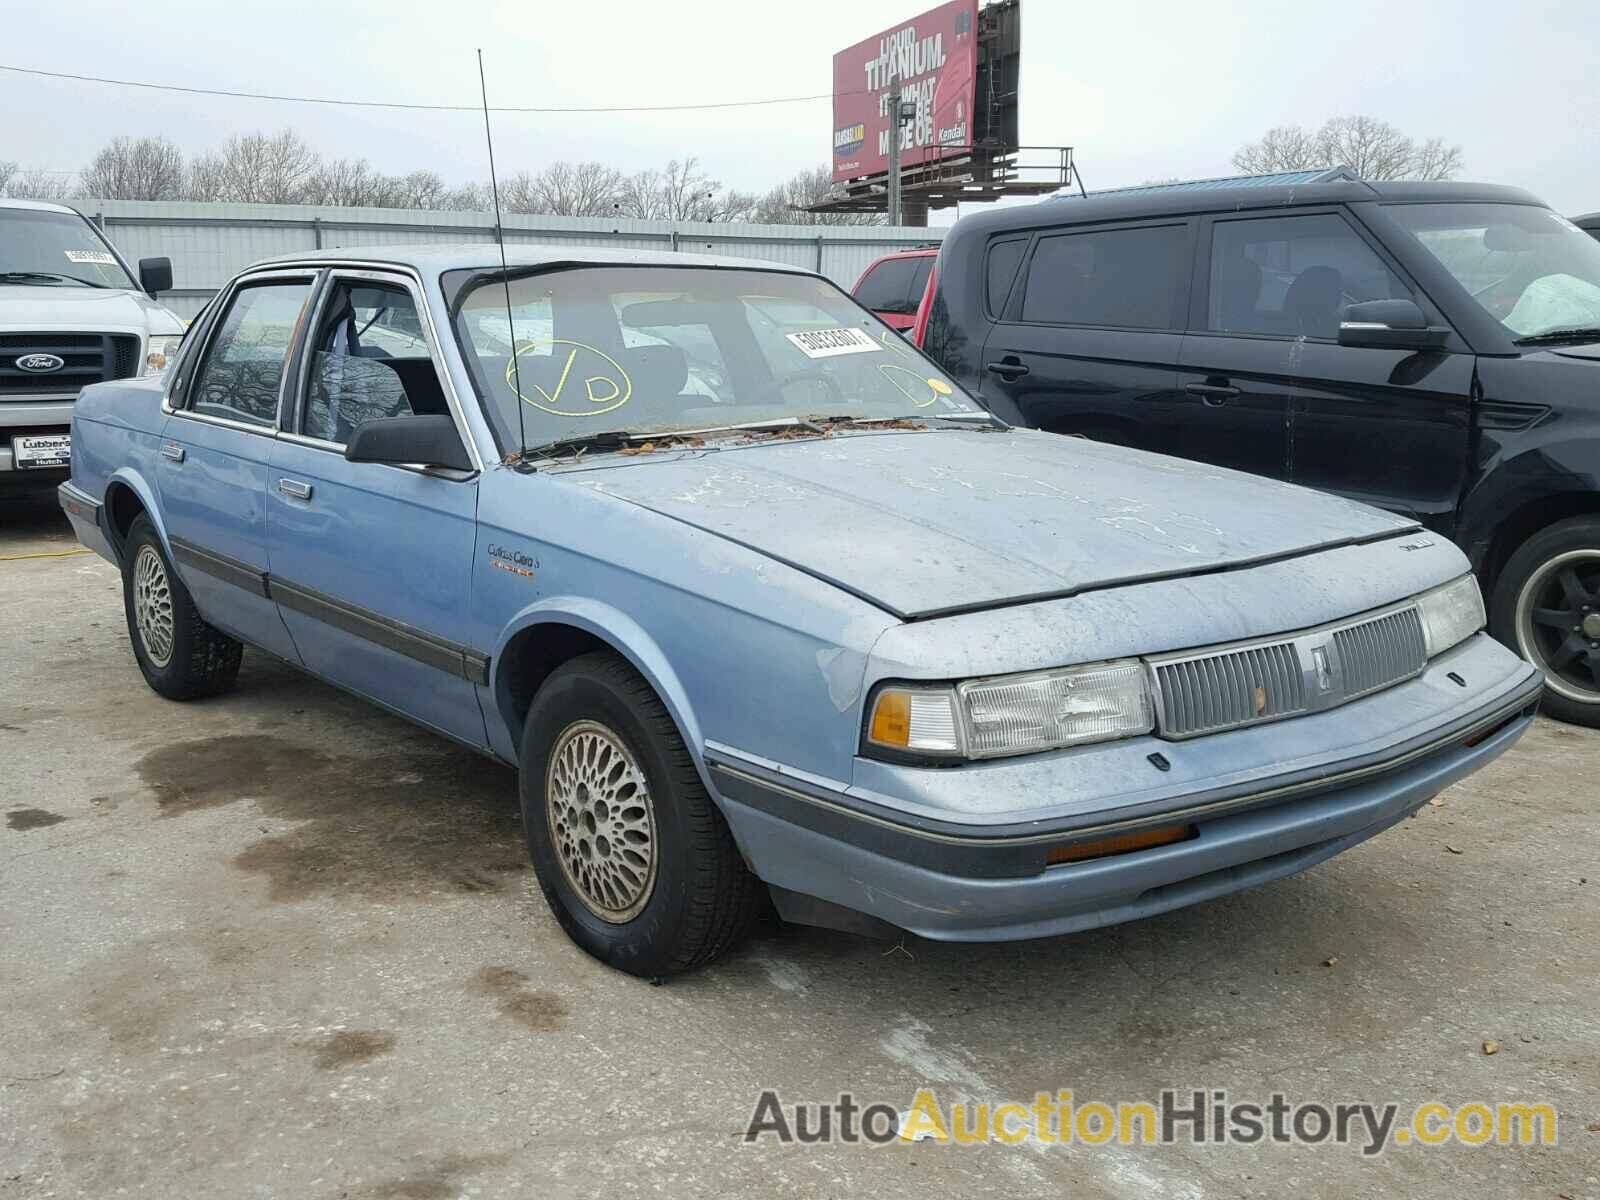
[
  {"xmin": 565, "ymin": 428, "xmax": 1417, "ymax": 620},
  {"xmin": 0, "ymin": 284, "xmax": 181, "ymax": 333}
]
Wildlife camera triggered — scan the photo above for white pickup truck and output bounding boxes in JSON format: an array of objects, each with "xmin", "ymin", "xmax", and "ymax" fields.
[{"xmin": 1, "ymin": 198, "xmax": 185, "ymax": 486}]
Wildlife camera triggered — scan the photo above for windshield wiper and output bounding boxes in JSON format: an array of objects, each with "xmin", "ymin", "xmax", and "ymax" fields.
[
  {"xmin": 1513, "ymin": 326, "xmax": 1600, "ymax": 346},
  {"xmin": 0, "ymin": 270, "xmax": 107, "ymax": 288},
  {"xmin": 519, "ymin": 429, "xmax": 639, "ymax": 463}
]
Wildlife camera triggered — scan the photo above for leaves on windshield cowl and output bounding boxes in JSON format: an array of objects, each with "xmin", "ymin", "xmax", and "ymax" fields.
[{"xmin": 617, "ymin": 434, "xmax": 706, "ymax": 457}]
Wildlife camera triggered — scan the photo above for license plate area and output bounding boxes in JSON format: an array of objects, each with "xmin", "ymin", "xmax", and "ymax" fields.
[{"xmin": 14, "ymin": 434, "xmax": 71, "ymax": 469}]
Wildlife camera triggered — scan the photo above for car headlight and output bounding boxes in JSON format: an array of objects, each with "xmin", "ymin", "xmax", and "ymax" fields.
[
  {"xmin": 1416, "ymin": 574, "xmax": 1485, "ymax": 657},
  {"xmin": 864, "ymin": 660, "xmax": 1154, "ymax": 762},
  {"xmin": 143, "ymin": 334, "xmax": 184, "ymax": 376}
]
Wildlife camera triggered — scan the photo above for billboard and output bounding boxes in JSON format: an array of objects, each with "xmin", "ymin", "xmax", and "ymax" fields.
[{"xmin": 831, "ymin": 0, "xmax": 979, "ymax": 183}]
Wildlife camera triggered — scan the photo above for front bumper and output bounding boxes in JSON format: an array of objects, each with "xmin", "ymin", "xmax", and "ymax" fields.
[{"xmin": 710, "ymin": 635, "xmax": 1543, "ymax": 940}]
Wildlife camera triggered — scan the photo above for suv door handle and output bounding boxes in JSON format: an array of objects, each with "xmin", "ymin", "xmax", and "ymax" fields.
[
  {"xmin": 160, "ymin": 441, "xmax": 185, "ymax": 462},
  {"xmin": 984, "ymin": 359, "xmax": 1030, "ymax": 379},
  {"xmin": 277, "ymin": 478, "xmax": 313, "ymax": 500},
  {"xmin": 1184, "ymin": 382, "xmax": 1241, "ymax": 406}
]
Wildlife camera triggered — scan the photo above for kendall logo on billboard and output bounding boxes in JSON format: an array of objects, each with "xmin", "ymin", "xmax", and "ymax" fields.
[{"xmin": 830, "ymin": 1, "xmax": 978, "ymax": 183}]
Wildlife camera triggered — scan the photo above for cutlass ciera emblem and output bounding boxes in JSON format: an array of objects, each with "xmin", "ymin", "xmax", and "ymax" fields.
[{"xmin": 15, "ymin": 353, "xmax": 64, "ymax": 373}]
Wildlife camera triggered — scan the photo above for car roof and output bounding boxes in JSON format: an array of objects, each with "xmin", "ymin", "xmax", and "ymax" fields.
[
  {"xmin": 870, "ymin": 245, "xmax": 941, "ymax": 259},
  {"xmin": 255, "ymin": 242, "xmax": 815, "ymax": 276},
  {"xmin": 952, "ymin": 176, "xmax": 1550, "ymax": 241},
  {"xmin": 0, "ymin": 197, "xmax": 84, "ymax": 216}
]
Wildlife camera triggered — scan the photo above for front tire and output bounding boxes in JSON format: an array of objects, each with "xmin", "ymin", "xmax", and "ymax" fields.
[
  {"xmin": 1490, "ymin": 515, "xmax": 1600, "ymax": 728},
  {"xmin": 121, "ymin": 514, "xmax": 242, "ymax": 700},
  {"xmin": 519, "ymin": 652, "xmax": 760, "ymax": 977}
]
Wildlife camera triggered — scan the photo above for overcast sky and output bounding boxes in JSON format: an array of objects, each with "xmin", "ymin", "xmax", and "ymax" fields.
[{"xmin": 3, "ymin": 0, "xmax": 1597, "ymax": 217}]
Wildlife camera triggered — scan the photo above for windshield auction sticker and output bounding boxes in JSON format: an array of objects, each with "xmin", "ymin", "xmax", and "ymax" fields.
[
  {"xmin": 785, "ymin": 328, "xmax": 882, "ymax": 359},
  {"xmin": 63, "ymin": 249, "xmax": 116, "ymax": 265}
]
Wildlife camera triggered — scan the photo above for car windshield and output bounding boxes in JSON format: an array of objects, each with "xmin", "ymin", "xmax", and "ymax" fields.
[
  {"xmin": 0, "ymin": 207, "xmax": 138, "ymax": 289},
  {"xmin": 450, "ymin": 265, "xmax": 980, "ymax": 453},
  {"xmin": 1387, "ymin": 202, "xmax": 1600, "ymax": 340}
]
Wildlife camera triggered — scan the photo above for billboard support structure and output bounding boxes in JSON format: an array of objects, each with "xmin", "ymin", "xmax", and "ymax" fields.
[{"xmin": 813, "ymin": 0, "xmax": 1069, "ymax": 225}]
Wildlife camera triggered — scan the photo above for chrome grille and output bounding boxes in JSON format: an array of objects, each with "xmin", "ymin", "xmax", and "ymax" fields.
[
  {"xmin": 1154, "ymin": 641, "xmax": 1306, "ymax": 737},
  {"xmin": 1334, "ymin": 606, "xmax": 1426, "ymax": 699},
  {"xmin": 1151, "ymin": 603, "xmax": 1428, "ymax": 740}
]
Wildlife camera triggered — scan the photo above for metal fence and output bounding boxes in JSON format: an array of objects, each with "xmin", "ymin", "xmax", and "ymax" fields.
[{"xmin": 81, "ymin": 200, "xmax": 945, "ymax": 320}]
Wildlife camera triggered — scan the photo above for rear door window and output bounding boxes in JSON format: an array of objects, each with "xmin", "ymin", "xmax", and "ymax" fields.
[
  {"xmin": 1206, "ymin": 213, "xmax": 1412, "ymax": 340},
  {"xmin": 1019, "ymin": 225, "xmax": 1188, "ymax": 330},
  {"xmin": 854, "ymin": 257, "xmax": 921, "ymax": 314},
  {"xmin": 188, "ymin": 281, "xmax": 312, "ymax": 427}
]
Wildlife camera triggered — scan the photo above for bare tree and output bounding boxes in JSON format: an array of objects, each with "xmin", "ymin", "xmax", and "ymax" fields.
[
  {"xmin": 0, "ymin": 161, "xmax": 16, "ymax": 197},
  {"xmin": 302, "ymin": 158, "xmax": 396, "ymax": 208},
  {"xmin": 752, "ymin": 166, "xmax": 885, "ymax": 226},
  {"xmin": 79, "ymin": 136, "xmax": 185, "ymax": 200},
  {"xmin": 617, "ymin": 157, "xmax": 736, "ymax": 222},
  {"xmin": 1231, "ymin": 124, "xmax": 1324, "ymax": 175},
  {"xmin": 193, "ymin": 129, "xmax": 319, "ymax": 204},
  {"xmin": 440, "ymin": 181, "xmax": 493, "ymax": 211},
  {"xmin": 1408, "ymin": 136, "xmax": 1465, "ymax": 183},
  {"xmin": 1315, "ymin": 115, "xmax": 1415, "ymax": 181},
  {"xmin": 5, "ymin": 168, "xmax": 77, "ymax": 201},
  {"xmin": 1232, "ymin": 115, "xmax": 1463, "ymax": 181},
  {"xmin": 393, "ymin": 170, "xmax": 449, "ymax": 210}
]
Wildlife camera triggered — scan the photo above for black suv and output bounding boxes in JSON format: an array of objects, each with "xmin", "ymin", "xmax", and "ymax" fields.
[{"xmin": 922, "ymin": 174, "xmax": 1600, "ymax": 726}]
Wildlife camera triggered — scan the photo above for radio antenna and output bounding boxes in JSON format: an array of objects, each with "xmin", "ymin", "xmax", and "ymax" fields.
[{"xmin": 477, "ymin": 49, "xmax": 526, "ymax": 461}]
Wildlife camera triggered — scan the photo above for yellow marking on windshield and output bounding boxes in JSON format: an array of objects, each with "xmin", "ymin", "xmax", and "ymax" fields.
[
  {"xmin": 878, "ymin": 363, "xmax": 943, "ymax": 408},
  {"xmin": 506, "ymin": 339, "xmax": 633, "ymax": 418}
]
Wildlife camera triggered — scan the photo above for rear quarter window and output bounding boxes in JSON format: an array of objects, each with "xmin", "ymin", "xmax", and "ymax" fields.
[
  {"xmin": 985, "ymin": 238, "xmax": 1027, "ymax": 316},
  {"xmin": 854, "ymin": 257, "xmax": 920, "ymax": 314}
]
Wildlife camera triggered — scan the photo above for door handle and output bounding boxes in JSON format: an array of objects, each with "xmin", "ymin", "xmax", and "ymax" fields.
[
  {"xmin": 1184, "ymin": 382, "xmax": 1241, "ymax": 407},
  {"xmin": 277, "ymin": 478, "xmax": 313, "ymax": 500},
  {"xmin": 984, "ymin": 359, "xmax": 1030, "ymax": 379},
  {"xmin": 160, "ymin": 441, "xmax": 185, "ymax": 462}
]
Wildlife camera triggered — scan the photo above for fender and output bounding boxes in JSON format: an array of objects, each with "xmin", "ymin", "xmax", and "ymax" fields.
[
  {"xmin": 1456, "ymin": 436, "xmax": 1600, "ymax": 577},
  {"xmin": 487, "ymin": 595, "xmax": 707, "ymax": 785},
  {"xmin": 101, "ymin": 466, "xmax": 171, "ymax": 564}
]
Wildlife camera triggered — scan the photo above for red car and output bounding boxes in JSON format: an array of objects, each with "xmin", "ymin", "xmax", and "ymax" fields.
[{"xmin": 851, "ymin": 246, "xmax": 938, "ymax": 333}]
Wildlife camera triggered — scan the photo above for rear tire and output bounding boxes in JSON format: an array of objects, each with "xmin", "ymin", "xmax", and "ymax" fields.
[
  {"xmin": 121, "ymin": 514, "xmax": 243, "ymax": 700},
  {"xmin": 1490, "ymin": 515, "xmax": 1600, "ymax": 728},
  {"xmin": 519, "ymin": 652, "xmax": 760, "ymax": 977}
]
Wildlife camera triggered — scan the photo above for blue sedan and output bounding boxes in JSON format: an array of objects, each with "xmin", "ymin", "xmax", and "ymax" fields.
[{"xmin": 59, "ymin": 246, "xmax": 1543, "ymax": 976}]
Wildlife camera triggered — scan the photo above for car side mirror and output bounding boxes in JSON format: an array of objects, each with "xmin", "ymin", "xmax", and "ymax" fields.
[
  {"xmin": 1338, "ymin": 299, "xmax": 1449, "ymax": 350},
  {"xmin": 138, "ymin": 256, "xmax": 173, "ymax": 297},
  {"xmin": 344, "ymin": 414, "xmax": 473, "ymax": 472}
]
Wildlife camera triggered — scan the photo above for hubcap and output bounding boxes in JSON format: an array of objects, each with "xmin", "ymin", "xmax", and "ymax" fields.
[
  {"xmin": 545, "ymin": 720, "xmax": 657, "ymax": 923},
  {"xmin": 1515, "ymin": 548, "xmax": 1600, "ymax": 705},
  {"xmin": 132, "ymin": 545, "xmax": 175, "ymax": 668}
]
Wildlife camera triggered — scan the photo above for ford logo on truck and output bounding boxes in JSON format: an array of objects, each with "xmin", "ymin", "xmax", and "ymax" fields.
[{"xmin": 15, "ymin": 353, "xmax": 64, "ymax": 373}]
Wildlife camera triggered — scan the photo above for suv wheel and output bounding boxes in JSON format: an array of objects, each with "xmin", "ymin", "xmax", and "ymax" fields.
[
  {"xmin": 1491, "ymin": 515, "xmax": 1600, "ymax": 728},
  {"xmin": 519, "ymin": 652, "xmax": 761, "ymax": 977},
  {"xmin": 121, "ymin": 514, "xmax": 243, "ymax": 700}
]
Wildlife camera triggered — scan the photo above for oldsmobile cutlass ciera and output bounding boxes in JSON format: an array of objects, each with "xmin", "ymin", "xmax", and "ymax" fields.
[{"xmin": 59, "ymin": 246, "xmax": 1544, "ymax": 977}]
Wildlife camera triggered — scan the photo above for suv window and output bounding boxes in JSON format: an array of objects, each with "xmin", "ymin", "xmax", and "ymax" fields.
[
  {"xmin": 189, "ymin": 281, "xmax": 311, "ymax": 427},
  {"xmin": 855, "ymin": 257, "xmax": 921, "ymax": 314},
  {"xmin": 1020, "ymin": 225, "xmax": 1187, "ymax": 330},
  {"xmin": 986, "ymin": 238, "xmax": 1027, "ymax": 315},
  {"xmin": 1208, "ymin": 213, "xmax": 1411, "ymax": 340},
  {"xmin": 300, "ymin": 279, "xmax": 445, "ymax": 444}
]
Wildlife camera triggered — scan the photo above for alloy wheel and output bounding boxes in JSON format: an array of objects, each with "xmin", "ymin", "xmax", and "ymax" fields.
[
  {"xmin": 132, "ymin": 544, "xmax": 176, "ymax": 668},
  {"xmin": 1515, "ymin": 548, "xmax": 1600, "ymax": 706},
  {"xmin": 545, "ymin": 720, "xmax": 658, "ymax": 923}
]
